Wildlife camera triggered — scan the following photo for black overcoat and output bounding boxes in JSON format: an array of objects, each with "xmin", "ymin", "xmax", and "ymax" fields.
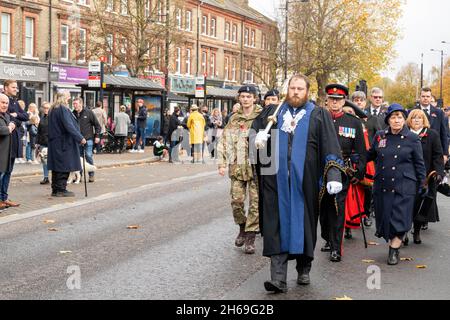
[
  {"xmin": 252, "ymin": 104, "xmax": 342, "ymax": 259},
  {"xmin": 367, "ymin": 126, "xmax": 426, "ymax": 241},
  {"xmin": 0, "ymin": 113, "xmax": 12, "ymax": 173},
  {"xmin": 7, "ymin": 96, "xmax": 29, "ymax": 159},
  {"xmin": 47, "ymin": 105, "xmax": 84, "ymax": 173}
]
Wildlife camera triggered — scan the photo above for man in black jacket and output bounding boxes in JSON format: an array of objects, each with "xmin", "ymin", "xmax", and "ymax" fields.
[
  {"xmin": 132, "ymin": 99, "xmax": 148, "ymax": 153},
  {"xmin": 1, "ymin": 80, "xmax": 28, "ymax": 208},
  {"xmin": 414, "ymin": 87, "xmax": 449, "ymax": 164},
  {"xmin": 73, "ymin": 97, "xmax": 101, "ymax": 182},
  {"xmin": 167, "ymin": 107, "xmax": 183, "ymax": 163}
]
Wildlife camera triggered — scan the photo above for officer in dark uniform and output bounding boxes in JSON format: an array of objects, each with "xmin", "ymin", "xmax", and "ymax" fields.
[
  {"xmin": 320, "ymin": 84, "xmax": 367, "ymax": 262},
  {"xmin": 263, "ymin": 89, "xmax": 280, "ymax": 108}
]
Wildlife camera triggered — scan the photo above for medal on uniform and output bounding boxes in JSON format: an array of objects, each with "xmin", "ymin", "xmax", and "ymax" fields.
[{"xmin": 378, "ymin": 139, "xmax": 387, "ymax": 148}]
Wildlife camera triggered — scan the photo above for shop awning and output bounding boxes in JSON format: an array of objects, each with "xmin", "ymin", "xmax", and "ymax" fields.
[
  {"xmin": 167, "ymin": 91, "xmax": 189, "ymax": 103},
  {"xmin": 77, "ymin": 74, "xmax": 165, "ymax": 91}
]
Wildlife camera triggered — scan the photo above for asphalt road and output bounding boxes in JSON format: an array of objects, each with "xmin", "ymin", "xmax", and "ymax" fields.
[{"xmin": 1, "ymin": 162, "xmax": 449, "ymax": 300}]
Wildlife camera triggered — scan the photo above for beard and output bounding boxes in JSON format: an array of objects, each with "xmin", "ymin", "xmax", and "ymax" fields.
[{"xmin": 286, "ymin": 94, "xmax": 308, "ymax": 108}]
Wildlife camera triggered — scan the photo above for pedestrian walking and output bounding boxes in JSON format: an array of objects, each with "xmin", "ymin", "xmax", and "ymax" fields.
[
  {"xmin": 47, "ymin": 91, "xmax": 86, "ymax": 197},
  {"xmin": 92, "ymin": 101, "xmax": 108, "ymax": 154},
  {"xmin": 1, "ymin": 80, "xmax": 28, "ymax": 208},
  {"xmin": 36, "ymin": 102, "xmax": 50, "ymax": 184},
  {"xmin": 73, "ymin": 97, "xmax": 101, "ymax": 183},
  {"xmin": 187, "ymin": 105, "xmax": 205, "ymax": 163},
  {"xmin": 252, "ymin": 74, "xmax": 343, "ymax": 293},
  {"xmin": 319, "ymin": 84, "xmax": 366, "ymax": 262},
  {"xmin": 167, "ymin": 107, "xmax": 183, "ymax": 163},
  {"xmin": 0, "ymin": 93, "xmax": 16, "ymax": 211},
  {"xmin": 406, "ymin": 109, "xmax": 444, "ymax": 245},
  {"xmin": 367, "ymin": 104, "xmax": 426, "ymax": 265},
  {"xmin": 113, "ymin": 105, "xmax": 131, "ymax": 154},
  {"xmin": 217, "ymin": 85, "xmax": 263, "ymax": 255}
]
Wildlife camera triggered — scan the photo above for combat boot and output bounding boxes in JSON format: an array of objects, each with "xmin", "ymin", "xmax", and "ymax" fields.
[
  {"xmin": 244, "ymin": 232, "xmax": 256, "ymax": 254},
  {"xmin": 235, "ymin": 224, "xmax": 246, "ymax": 247}
]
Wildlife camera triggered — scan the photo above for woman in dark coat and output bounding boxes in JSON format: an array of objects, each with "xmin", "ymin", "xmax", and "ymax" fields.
[
  {"xmin": 47, "ymin": 91, "xmax": 86, "ymax": 197},
  {"xmin": 367, "ymin": 104, "xmax": 426, "ymax": 265},
  {"xmin": 406, "ymin": 109, "xmax": 444, "ymax": 244}
]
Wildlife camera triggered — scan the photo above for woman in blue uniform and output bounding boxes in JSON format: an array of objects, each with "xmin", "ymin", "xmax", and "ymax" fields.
[{"xmin": 367, "ymin": 104, "xmax": 426, "ymax": 265}]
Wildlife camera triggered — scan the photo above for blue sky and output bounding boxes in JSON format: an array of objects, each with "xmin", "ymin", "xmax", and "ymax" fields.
[{"xmin": 248, "ymin": 0, "xmax": 450, "ymax": 81}]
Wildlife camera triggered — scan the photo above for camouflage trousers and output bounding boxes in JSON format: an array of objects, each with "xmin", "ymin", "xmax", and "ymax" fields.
[{"xmin": 230, "ymin": 178, "xmax": 259, "ymax": 232}]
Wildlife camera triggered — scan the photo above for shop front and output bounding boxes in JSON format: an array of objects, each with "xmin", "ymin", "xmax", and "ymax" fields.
[
  {"xmin": 0, "ymin": 60, "xmax": 49, "ymax": 107},
  {"xmin": 168, "ymin": 75, "xmax": 194, "ymax": 112}
]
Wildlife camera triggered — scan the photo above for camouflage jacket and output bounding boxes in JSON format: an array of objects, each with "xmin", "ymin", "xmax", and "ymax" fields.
[{"xmin": 217, "ymin": 105, "xmax": 262, "ymax": 181}]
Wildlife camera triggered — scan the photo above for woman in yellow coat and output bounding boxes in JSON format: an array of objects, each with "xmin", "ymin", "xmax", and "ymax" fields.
[{"xmin": 187, "ymin": 105, "xmax": 206, "ymax": 163}]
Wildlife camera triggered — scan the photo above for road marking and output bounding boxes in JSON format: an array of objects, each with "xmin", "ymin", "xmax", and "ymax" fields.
[{"xmin": 0, "ymin": 171, "xmax": 217, "ymax": 226}]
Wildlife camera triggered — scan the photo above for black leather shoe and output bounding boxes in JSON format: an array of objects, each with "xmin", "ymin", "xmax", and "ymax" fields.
[
  {"xmin": 364, "ymin": 216, "xmax": 373, "ymax": 227},
  {"xmin": 321, "ymin": 242, "xmax": 331, "ymax": 252},
  {"xmin": 344, "ymin": 228, "xmax": 353, "ymax": 239},
  {"xmin": 40, "ymin": 177, "xmax": 49, "ymax": 185},
  {"xmin": 330, "ymin": 250, "xmax": 341, "ymax": 262},
  {"xmin": 52, "ymin": 190, "xmax": 75, "ymax": 197},
  {"xmin": 413, "ymin": 229, "xmax": 422, "ymax": 244},
  {"xmin": 387, "ymin": 246, "xmax": 400, "ymax": 265},
  {"xmin": 297, "ymin": 273, "xmax": 310, "ymax": 286},
  {"xmin": 403, "ymin": 235, "xmax": 409, "ymax": 246},
  {"xmin": 264, "ymin": 280, "xmax": 287, "ymax": 293}
]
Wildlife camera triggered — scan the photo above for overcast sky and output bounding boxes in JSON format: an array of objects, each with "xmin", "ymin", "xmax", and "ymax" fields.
[{"xmin": 248, "ymin": 0, "xmax": 450, "ymax": 81}]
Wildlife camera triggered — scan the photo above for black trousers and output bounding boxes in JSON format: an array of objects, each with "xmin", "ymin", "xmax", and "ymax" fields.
[
  {"xmin": 320, "ymin": 180, "xmax": 350, "ymax": 254},
  {"xmin": 270, "ymin": 254, "xmax": 312, "ymax": 283},
  {"xmin": 51, "ymin": 171, "xmax": 69, "ymax": 193},
  {"xmin": 115, "ymin": 136, "xmax": 126, "ymax": 153}
]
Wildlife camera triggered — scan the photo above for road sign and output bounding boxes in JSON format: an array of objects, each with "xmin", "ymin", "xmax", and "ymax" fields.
[
  {"xmin": 195, "ymin": 76, "xmax": 205, "ymax": 98},
  {"xmin": 88, "ymin": 61, "xmax": 101, "ymax": 73}
]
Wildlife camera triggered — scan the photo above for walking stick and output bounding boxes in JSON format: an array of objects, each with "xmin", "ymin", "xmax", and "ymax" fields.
[
  {"xmin": 83, "ymin": 146, "xmax": 88, "ymax": 197},
  {"xmin": 353, "ymin": 183, "xmax": 368, "ymax": 248}
]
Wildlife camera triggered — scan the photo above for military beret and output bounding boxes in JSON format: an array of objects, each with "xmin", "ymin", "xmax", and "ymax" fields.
[
  {"xmin": 264, "ymin": 89, "xmax": 280, "ymax": 100},
  {"xmin": 344, "ymin": 100, "xmax": 368, "ymax": 119},
  {"xmin": 238, "ymin": 85, "xmax": 257, "ymax": 95},
  {"xmin": 325, "ymin": 84, "xmax": 349, "ymax": 99}
]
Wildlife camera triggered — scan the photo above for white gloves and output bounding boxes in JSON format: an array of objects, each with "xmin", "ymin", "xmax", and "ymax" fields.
[
  {"xmin": 255, "ymin": 131, "xmax": 270, "ymax": 149},
  {"xmin": 327, "ymin": 181, "xmax": 343, "ymax": 195}
]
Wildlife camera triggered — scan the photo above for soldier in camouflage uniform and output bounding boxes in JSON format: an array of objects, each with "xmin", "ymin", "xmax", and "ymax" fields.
[{"xmin": 218, "ymin": 85, "xmax": 263, "ymax": 254}]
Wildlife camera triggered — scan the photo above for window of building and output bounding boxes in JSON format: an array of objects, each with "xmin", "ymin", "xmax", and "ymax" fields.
[
  {"xmin": 231, "ymin": 57, "xmax": 236, "ymax": 81},
  {"xmin": 156, "ymin": 45, "xmax": 162, "ymax": 70},
  {"xmin": 106, "ymin": 0, "xmax": 113, "ymax": 12},
  {"xmin": 78, "ymin": 0, "xmax": 88, "ymax": 5},
  {"xmin": 1, "ymin": 13, "xmax": 11, "ymax": 55},
  {"xmin": 121, "ymin": 0, "xmax": 128, "ymax": 15},
  {"xmin": 251, "ymin": 30, "xmax": 255, "ymax": 47},
  {"xmin": 60, "ymin": 24, "xmax": 69, "ymax": 61},
  {"xmin": 210, "ymin": 52, "xmax": 216, "ymax": 77},
  {"xmin": 157, "ymin": 0, "xmax": 165, "ymax": 23},
  {"xmin": 176, "ymin": 8, "xmax": 182, "ymax": 30},
  {"xmin": 202, "ymin": 51, "xmax": 207, "ymax": 75},
  {"xmin": 25, "ymin": 17, "xmax": 34, "ymax": 57},
  {"xmin": 244, "ymin": 28, "xmax": 249, "ymax": 46},
  {"xmin": 144, "ymin": 0, "xmax": 150, "ymax": 17},
  {"xmin": 210, "ymin": 17, "xmax": 216, "ymax": 37},
  {"xmin": 262, "ymin": 34, "xmax": 266, "ymax": 50},
  {"xmin": 185, "ymin": 10, "xmax": 192, "ymax": 31},
  {"xmin": 185, "ymin": 48, "xmax": 191, "ymax": 75},
  {"xmin": 175, "ymin": 47, "xmax": 181, "ymax": 74},
  {"xmin": 224, "ymin": 22, "xmax": 230, "ymax": 41},
  {"xmin": 232, "ymin": 24, "xmax": 238, "ymax": 43},
  {"xmin": 106, "ymin": 34, "xmax": 113, "ymax": 65},
  {"xmin": 202, "ymin": 15, "xmax": 208, "ymax": 35},
  {"xmin": 224, "ymin": 56, "xmax": 229, "ymax": 80},
  {"xmin": 78, "ymin": 28, "xmax": 86, "ymax": 62}
]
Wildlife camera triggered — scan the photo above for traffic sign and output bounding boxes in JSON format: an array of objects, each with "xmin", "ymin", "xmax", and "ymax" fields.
[{"xmin": 89, "ymin": 61, "xmax": 101, "ymax": 73}]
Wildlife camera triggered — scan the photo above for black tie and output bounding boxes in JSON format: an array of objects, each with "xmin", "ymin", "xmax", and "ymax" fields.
[{"xmin": 373, "ymin": 109, "xmax": 377, "ymax": 116}]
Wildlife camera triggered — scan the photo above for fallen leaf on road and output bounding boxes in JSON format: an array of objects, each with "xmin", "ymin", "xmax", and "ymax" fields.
[
  {"xmin": 59, "ymin": 251, "xmax": 72, "ymax": 254},
  {"xmin": 362, "ymin": 259, "xmax": 375, "ymax": 263},
  {"xmin": 416, "ymin": 265, "xmax": 427, "ymax": 269},
  {"xmin": 368, "ymin": 241, "xmax": 380, "ymax": 246},
  {"xmin": 127, "ymin": 225, "xmax": 140, "ymax": 229},
  {"xmin": 43, "ymin": 219, "xmax": 55, "ymax": 224},
  {"xmin": 332, "ymin": 295, "xmax": 353, "ymax": 300},
  {"xmin": 400, "ymin": 257, "xmax": 414, "ymax": 261},
  {"xmin": 48, "ymin": 228, "xmax": 58, "ymax": 232}
]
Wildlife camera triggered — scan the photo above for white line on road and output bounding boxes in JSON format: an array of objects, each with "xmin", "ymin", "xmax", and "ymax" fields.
[{"xmin": 0, "ymin": 170, "xmax": 218, "ymax": 226}]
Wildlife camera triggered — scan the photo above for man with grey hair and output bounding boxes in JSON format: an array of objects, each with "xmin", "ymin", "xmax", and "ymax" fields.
[{"xmin": 367, "ymin": 88, "xmax": 386, "ymax": 120}]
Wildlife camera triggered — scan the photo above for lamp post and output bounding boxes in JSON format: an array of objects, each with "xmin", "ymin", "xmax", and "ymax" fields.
[
  {"xmin": 430, "ymin": 48, "xmax": 444, "ymax": 102},
  {"xmin": 420, "ymin": 53, "xmax": 424, "ymax": 90}
]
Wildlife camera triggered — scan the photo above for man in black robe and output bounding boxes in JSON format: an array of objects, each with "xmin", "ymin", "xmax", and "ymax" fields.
[{"xmin": 252, "ymin": 74, "xmax": 344, "ymax": 293}]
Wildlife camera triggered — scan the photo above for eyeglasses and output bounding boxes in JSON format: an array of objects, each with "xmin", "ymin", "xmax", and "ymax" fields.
[{"xmin": 372, "ymin": 96, "xmax": 383, "ymax": 99}]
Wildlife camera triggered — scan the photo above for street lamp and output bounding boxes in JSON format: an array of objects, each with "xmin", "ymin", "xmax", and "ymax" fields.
[
  {"xmin": 283, "ymin": 0, "xmax": 310, "ymax": 82},
  {"xmin": 430, "ymin": 48, "xmax": 444, "ymax": 102}
]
